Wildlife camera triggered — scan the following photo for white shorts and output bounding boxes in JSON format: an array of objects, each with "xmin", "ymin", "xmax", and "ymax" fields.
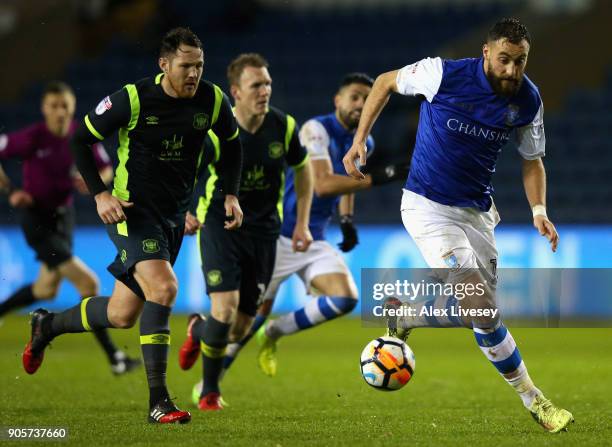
[
  {"xmin": 400, "ymin": 189, "xmax": 500, "ymax": 284},
  {"xmin": 263, "ymin": 235, "xmax": 350, "ymax": 301}
]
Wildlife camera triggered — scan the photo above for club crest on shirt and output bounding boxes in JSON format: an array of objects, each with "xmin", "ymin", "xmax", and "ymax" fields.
[
  {"xmin": 95, "ymin": 96, "xmax": 113, "ymax": 115},
  {"xmin": 268, "ymin": 141, "xmax": 284, "ymax": 159},
  {"xmin": 193, "ymin": 113, "xmax": 209, "ymax": 130},
  {"xmin": 505, "ymin": 104, "xmax": 520, "ymax": 126},
  {"xmin": 142, "ymin": 239, "xmax": 160, "ymax": 253},
  {"xmin": 442, "ymin": 250, "xmax": 460, "ymax": 270},
  {"xmin": 207, "ymin": 270, "xmax": 222, "ymax": 286}
]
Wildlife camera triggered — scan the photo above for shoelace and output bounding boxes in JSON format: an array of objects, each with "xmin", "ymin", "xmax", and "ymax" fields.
[{"xmin": 535, "ymin": 397, "xmax": 556, "ymax": 423}]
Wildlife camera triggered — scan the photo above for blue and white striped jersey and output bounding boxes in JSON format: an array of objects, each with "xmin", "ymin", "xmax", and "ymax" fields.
[
  {"xmin": 397, "ymin": 57, "xmax": 545, "ymax": 211},
  {"xmin": 281, "ymin": 113, "xmax": 374, "ymax": 240}
]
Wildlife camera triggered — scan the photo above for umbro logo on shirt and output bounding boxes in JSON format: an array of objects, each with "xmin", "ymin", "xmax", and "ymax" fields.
[{"xmin": 146, "ymin": 116, "xmax": 159, "ymax": 125}]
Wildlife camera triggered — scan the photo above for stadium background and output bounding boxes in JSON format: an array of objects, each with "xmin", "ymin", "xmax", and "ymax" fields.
[
  {"xmin": 1, "ymin": 0, "xmax": 611, "ymax": 317},
  {"xmin": 1, "ymin": 2, "xmax": 611, "ymax": 446}
]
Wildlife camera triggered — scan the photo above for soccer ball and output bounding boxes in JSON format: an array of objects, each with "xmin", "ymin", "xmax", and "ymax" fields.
[{"xmin": 360, "ymin": 336, "xmax": 415, "ymax": 391}]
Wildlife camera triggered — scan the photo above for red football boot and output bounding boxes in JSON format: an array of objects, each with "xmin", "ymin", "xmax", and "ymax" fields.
[
  {"xmin": 148, "ymin": 398, "xmax": 191, "ymax": 424},
  {"xmin": 198, "ymin": 392, "xmax": 224, "ymax": 411},
  {"xmin": 178, "ymin": 314, "xmax": 204, "ymax": 370},
  {"xmin": 22, "ymin": 309, "xmax": 53, "ymax": 374}
]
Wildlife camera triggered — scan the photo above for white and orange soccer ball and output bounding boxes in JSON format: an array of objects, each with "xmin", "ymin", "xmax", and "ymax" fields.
[{"xmin": 360, "ymin": 336, "xmax": 415, "ymax": 391}]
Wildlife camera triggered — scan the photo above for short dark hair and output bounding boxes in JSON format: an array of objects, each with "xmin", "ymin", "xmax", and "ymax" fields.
[
  {"xmin": 227, "ymin": 53, "xmax": 269, "ymax": 87},
  {"xmin": 339, "ymin": 72, "xmax": 374, "ymax": 90},
  {"xmin": 159, "ymin": 27, "xmax": 203, "ymax": 58},
  {"xmin": 42, "ymin": 81, "xmax": 74, "ymax": 99},
  {"xmin": 487, "ymin": 18, "xmax": 531, "ymax": 45}
]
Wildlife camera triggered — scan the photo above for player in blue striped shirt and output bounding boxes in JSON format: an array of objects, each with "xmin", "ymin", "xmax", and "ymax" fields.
[{"xmin": 343, "ymin": 18, "xmax": 573, "ymax": 433}]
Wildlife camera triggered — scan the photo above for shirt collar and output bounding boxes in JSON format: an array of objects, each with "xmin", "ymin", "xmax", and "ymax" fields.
[{"xmin": 476, "ymin": 57, "xmax": 494, "ymax": 93}]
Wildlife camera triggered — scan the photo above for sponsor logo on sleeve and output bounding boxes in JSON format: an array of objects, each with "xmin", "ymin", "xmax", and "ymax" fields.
[{"xmin": 95, "ymin": 96, "xmax": 113, "ymax": 115}]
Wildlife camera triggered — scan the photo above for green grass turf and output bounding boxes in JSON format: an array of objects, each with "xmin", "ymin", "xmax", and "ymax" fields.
[{"xmin": 0, "ymin": 314, "xmax": 610, "ymax": 446}]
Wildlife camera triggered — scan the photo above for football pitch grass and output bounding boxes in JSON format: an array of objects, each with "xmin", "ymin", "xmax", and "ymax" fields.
[{"xmin": 0, "ymin": 315, "xmax": 610, "ymax": 446}]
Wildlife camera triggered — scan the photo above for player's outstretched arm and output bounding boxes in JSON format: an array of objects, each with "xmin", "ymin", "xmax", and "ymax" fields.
[
  {"xmin": 292, "ymin": 159, "xmax": 314, "ymax": 252},
  {"xmin": 522, "ymin": 157, "xmax": 558, "ymax": 252},
  {"xmin": 343, "ymin": 70, "xmax": 400, "ymax": 179}
]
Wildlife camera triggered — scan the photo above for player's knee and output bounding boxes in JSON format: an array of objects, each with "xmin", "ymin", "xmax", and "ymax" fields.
[
  {"xmin": 148, "ymin": 280, "xmax": 178, "ymax": 306},
  {"xmin": 32, "ymin": 281, "xmax": 59, "ymax": 300},
  {"xmin": 214, "ymin": 304, "xmax": 237, "ymax": 324},
  {"xmin": 258, "ymin": 299, "xmax": 274, "ymax": 317},
  {"xmin": 110, "ymin": 311, "xmax": 138, "ymax": 329},
  {"xmin": 467, "ymin": 296, "xmax": 500, "ymax": 330},
  {"xmin": 107, "ymin": 305, "xmax": 140, "ymax": 329},
  {"xmin": 314, "ymin": 275, "xmax": 357, "ymax": 299},
  {"xmin": 339, "ymin": 285, "xmax": 358, "ymax": 300},
  {"xmin": 210, "ymin": 291, "xmax": 239, "ymax": 323},
  {"xmin": 77, "ymin": 275, "xmax": 100, "ymax": 297},
  {"xmin": 471, "ymin": 310, "xmax": 501, "ymax": 330},
  {"xmin": 33, "ymin": 287, "xmax": 57, "ymax": 300},
  {"xmin": 229, "ymin": 323, "xmax": 250, "ymax": 342}
]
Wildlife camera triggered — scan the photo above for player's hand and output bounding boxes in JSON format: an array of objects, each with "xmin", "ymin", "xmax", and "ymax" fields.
[
  {"xmin": 94, "ymin": 190, "xmax": 133, "ymax": 225},
  {"xmin": 534, "ymin": 215, "xmax": 559, "ymax": 252},
  {"xmin": 8, "ymin": 189, "xmax": 34, "ymax": 208},
  {"xmin": 73, "ymin": 174, "xmax": 89, "ymax": 195},
  {"xmin": 184, "ymin": 211, "xmax": 202, "ymax": 235},
  {"xmin": 292, "ymin": 224, "xmax": 313, "ymax": 252},
  {"xmin": 224, "ymin": 194, "xmax": 243, "ymax": 230},
  {"xmin": 338, "ymin": 215, "xmax": 358, "ymax": 252},
  {"xmin": 342, "ymin": 142, "xmax": 367, "ymax": 180}
]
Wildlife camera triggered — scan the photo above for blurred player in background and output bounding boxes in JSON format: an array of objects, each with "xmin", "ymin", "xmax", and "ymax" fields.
[
  {"xmin": 178, "ymin": 53, "xmax": 313, "ymax": 410},
  {"xmin": 0, "ymin": 81, "xmax": 140, "ymax": 375},
  {"xmin": 21, "ymin": 28, "xmax": 243, "ymax": 424},
  {"xmin": 215, "ymin": 73, "xmax": 409, "ymax": 381},
  {"xmin": 343, "ymin": 18, "xmax": 573, "ymax": 433}
]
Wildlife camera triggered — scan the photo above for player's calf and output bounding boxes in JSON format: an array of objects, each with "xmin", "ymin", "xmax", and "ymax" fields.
[
  {"xmin": 200, "ymin": 315, "xmax": 231, "ymax": 397},
  {"xmin": 0, "ymin": 284, "xmax": 36, "ymax": 316},
  {"xmin": 265, "ymin": 296, "xmax": 357, "ymax": 340}
]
